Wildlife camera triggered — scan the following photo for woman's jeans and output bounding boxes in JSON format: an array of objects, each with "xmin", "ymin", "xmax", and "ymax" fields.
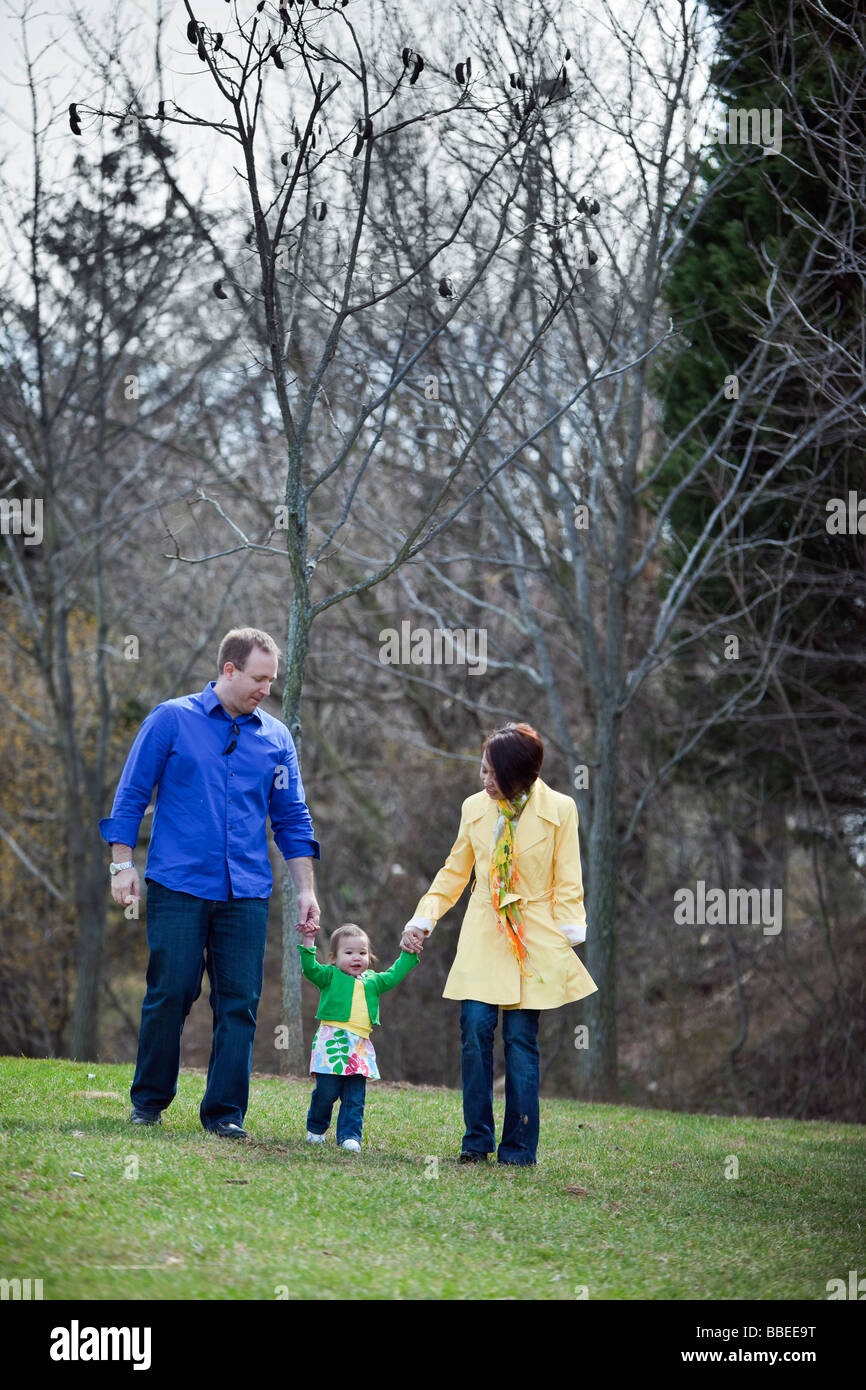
[
  {"xmin": 307, "ymin": 1073, "xmax": 367, "ymax": 1144},
  {"xmin": 131, "ymin": 878, "xmax": 269, "ymax": 1131},
  {"xmin": 460, "ymin": 1000, "xmax": 540, "ymax": 1164}
]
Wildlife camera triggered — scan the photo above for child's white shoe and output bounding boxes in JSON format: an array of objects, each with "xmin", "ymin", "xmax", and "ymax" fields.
[
  {"xmin": 306, "ymin": 1131, "xmax": 326, "ymax": 1144},
  {"xmin": 339, "ymin": 1139, "xmax": 361, "ymax": 1152}
]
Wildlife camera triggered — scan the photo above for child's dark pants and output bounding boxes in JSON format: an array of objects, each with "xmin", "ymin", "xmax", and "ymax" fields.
[{"xmin": 307, "ymin": 1072, "xmax": 367, "ymax": 1144}]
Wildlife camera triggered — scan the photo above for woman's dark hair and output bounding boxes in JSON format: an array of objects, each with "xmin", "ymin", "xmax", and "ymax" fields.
[{"xmin": 482, "ymin": 722, "xmax": 544, "ymax": 801}]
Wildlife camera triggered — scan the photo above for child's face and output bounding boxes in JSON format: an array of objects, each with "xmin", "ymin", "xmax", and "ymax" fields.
[{"xmin": 334, "ymin": 937, "xmax": 369, "ymax": 976}]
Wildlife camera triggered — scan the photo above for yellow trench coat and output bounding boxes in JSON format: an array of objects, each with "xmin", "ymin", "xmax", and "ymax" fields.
[{"xmin": 411, "ymin": 778, "xmax": 598, "ymax": 1009}]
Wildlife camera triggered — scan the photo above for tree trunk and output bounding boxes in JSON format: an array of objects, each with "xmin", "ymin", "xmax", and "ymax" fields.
[
  {"xmin": 279, "ymin": 869, "xmax": 305, "ymax": 1075},
  {"xmin": 578, "ymin": 711, "xmax": 622, "ymax": 1099},
  {"xmin": 278, "ymin": 584, "xmax": 312, "ymax": 1076},
  {"xmin": 70, "ymin": 849, "xmax": 109, "ymax": 1060}
]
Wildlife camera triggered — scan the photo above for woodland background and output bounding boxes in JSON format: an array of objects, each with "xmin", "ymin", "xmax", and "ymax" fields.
[{"xmin": 1, "ymin": 0, "xmax": 864, "ymax": 1120}]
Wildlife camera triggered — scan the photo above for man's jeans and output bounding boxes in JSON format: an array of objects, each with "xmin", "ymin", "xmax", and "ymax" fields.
[
  {"xmin": 307, "ymin": 1073, "xmax": 367, "ymax": 1145},
  {"xmin": 131, "ymin": 879, "xmax": 269, "ymax": 1130},
  {"xmin": 460, "ymin": 1000, "xmax": 541, "ymax": 1164}
]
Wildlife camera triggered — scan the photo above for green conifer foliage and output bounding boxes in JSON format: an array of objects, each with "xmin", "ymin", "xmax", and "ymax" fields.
[{"xmin": 653, "ymin": 0, "xmax": 866, "ymax": 824}]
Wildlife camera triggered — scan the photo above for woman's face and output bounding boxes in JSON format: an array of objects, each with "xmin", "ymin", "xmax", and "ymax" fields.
[{"xmin": 480, "ymin": 753, "xmax": 503, "ymax": 800}]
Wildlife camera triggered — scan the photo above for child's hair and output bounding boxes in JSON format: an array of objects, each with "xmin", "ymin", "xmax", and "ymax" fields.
[{"xmin": 328, "ymin": 923, "xmax": 378, "ymax": 966}]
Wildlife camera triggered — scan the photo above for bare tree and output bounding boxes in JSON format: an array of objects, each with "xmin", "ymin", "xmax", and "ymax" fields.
[
  {"xmin": 77, "ymin": 0, "xmax": 655, "ymax": 1070},
  {"xmin": 322, "ymin": 0, "xmax": 865, "ymax": 1100},
  {"xmin": 0, "ymin": 7, "xmax": 247, "ymax": 1057}
]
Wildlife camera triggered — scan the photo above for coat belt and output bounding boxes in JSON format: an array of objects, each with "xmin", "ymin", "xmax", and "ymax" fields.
[{"xmin": 473, "ymin": 884, "xmax": 554, "ymax": 905}]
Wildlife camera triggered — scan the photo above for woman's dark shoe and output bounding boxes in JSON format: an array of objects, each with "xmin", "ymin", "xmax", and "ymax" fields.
[{"xmin": 459, "ymin": 1151, "xmax": 490, "ymax": 1163}]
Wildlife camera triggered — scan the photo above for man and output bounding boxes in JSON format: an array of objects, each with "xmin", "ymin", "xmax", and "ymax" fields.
[{"xmin": 99, "ymin": 627, "xmax": 320, "ymax": 1138}]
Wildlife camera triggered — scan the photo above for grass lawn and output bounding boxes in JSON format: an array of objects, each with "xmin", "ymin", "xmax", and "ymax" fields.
[{"xmin": 1, "ymin": 1056, "xmax": 863, "ymax": 1301}]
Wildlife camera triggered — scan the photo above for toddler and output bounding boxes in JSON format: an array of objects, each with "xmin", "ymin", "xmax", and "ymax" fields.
[{"xmin": 297, "ymin": 921, "xmax": 419, "ymax": 1151}]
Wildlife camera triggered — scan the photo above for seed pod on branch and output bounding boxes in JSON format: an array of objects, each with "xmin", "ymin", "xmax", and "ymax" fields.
[
  {"xmin": 455, "ymin": 57, "xmax": 472, "ymax": 86},
  {"xmin": 352, "ymin": 115, "xmax": 373, "ymax": 155}
]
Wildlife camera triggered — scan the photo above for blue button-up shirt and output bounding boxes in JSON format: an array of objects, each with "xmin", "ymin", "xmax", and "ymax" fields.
[{"xmin": 99, "ymin": 682, "xmax": 320, "ymax": 900}]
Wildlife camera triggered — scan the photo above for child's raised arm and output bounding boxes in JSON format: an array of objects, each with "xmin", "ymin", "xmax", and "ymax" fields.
[
  {"xmin": 296, "ymin": 932, "xmax": 332, "ymax": 988},
  {"xmin": 370, "ymin": 949, "xmax": 419, "ymax": 996}
]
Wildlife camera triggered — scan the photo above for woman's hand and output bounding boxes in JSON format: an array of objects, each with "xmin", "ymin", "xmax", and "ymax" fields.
[{"xmin": 400, "ymin": 927, "xmax": 425, "ymax": 955}]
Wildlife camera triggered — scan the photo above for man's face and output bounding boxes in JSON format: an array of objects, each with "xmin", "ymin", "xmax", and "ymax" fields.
[{"xmin": 221, "ymin": 647, "xmax": 278, "ymax": 715}]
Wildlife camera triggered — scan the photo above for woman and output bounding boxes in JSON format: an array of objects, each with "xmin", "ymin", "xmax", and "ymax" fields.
[{"xmin": 401, "ymin": 722, "xmax": 597, "ymax": 1166}]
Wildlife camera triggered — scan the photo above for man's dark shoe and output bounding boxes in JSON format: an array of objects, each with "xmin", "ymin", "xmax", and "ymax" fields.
[
  {"xmin": 211, "ymin": 1122, "xmax": 250, "ymax": 1139},
  {"xmin": 459, "ymin": 1151, "xmax": 489, "ymax": 1164},
  {"xmin": 130, "ymin": 1107, "xmax": 161, "ymax": 1126}
]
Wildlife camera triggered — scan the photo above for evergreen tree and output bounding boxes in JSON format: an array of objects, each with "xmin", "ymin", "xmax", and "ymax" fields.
[{"xmin": 653, "ymin": 0, "xmax": 866, "ymax": 843}]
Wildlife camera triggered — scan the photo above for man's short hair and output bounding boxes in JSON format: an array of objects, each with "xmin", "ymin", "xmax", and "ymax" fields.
[{"xmin": 217, "ymin": 628, "xmax": 281, "ymax": 675}]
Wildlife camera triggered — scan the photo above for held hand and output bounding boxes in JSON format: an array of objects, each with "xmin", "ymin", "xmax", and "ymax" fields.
[
  {"xmin": 295, "ymin": 920, "xmax": 318, "ymax": 942},
  {"xmin": 296, "ymin": 891, "xmax": 320, "ymax": 935},
  {"xmin": 400, "ymin": 927, "xmax": 424, "ymax": 955},
  {"xmin": 111, "ymin": 868, "xmax": 140, "ymax": 908}
]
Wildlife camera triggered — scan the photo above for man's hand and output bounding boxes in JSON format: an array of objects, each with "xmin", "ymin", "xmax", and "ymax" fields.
[
  {"xmin": 296, "ymin": 921, "xmax": 318, "ymax": 943},
  {"xmin": 296, "ymin": 890, "xmax": 320, "ymax": 935},
  {"xmin": 400, "ymin": 927, "xmax": 425, "ymax": 955},
  {"xmin": 111, "ymin": 868, "xmax": 140, "ymax": 908}
]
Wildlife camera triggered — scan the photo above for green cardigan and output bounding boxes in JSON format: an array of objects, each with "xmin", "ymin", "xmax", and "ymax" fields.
[{"xmin": 298, "ymin": 944, "xmax": 418, "ymax": 1028}]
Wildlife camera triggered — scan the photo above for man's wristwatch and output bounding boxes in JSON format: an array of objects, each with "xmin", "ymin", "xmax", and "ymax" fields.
[{"xmin": 109, "ymin": 861, "xmax": 135, "ymax": 875}]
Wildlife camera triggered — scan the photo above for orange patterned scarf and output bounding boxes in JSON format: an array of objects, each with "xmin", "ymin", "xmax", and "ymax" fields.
[{"xmin": 490, "ymin": 789, "xmax": 543, "ymax": 981}]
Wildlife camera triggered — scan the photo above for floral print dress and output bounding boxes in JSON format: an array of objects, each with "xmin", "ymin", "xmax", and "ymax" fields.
[{"xmin": 310, "ymin": 1023, "xmax": 380, "ymax": 1080}]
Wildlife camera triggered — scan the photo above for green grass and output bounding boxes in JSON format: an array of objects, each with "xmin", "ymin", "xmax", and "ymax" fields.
[{"xmin": 0, "ymin": 1057, "xmax": 863, "ymax": 1300}]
